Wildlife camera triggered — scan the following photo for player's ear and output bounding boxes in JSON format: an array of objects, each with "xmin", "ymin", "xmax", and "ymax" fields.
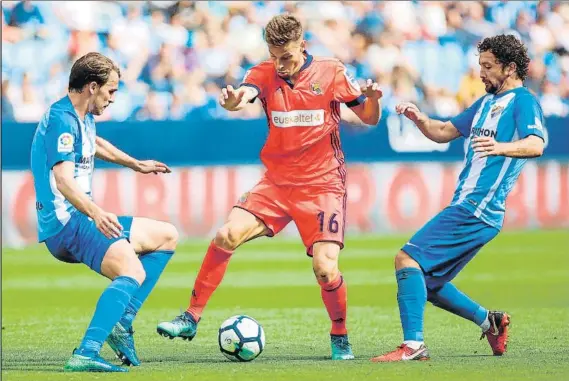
[
  {"xmin": 299, "ymin": 39, "xmax": 306, "ymax": 51},
  {"xmin": 505, "ymin": 62, "xmax": 516, "ymax": 77},
  {"xmin": 88, "ymin": 81, "xmax": 98, "ymax": 95}
]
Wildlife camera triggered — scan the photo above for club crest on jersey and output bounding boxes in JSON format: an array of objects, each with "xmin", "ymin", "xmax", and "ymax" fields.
[
  {"xmin": 490, "ymin": 105, "xmax": 504, "ymax": 118},
  {"xmin": 311, "ymin": 82, "xmax": 322, "ymax": 95}
]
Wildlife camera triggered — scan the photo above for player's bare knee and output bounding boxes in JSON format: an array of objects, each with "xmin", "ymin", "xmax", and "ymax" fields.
[
  {"xmin": 312, "ymin": 244, "xmax": 340, "ymax": 282},
  {"xmin": 312, "ymin": 258, "xmax": 339, "ymax": 284},
  {"xmin": 395, "ymin": 250, "xmax": 419, "ymax": 270},
  {"xmin": 314, "ymin": 268, "xmax": 339, "ymax": 284},
  {"xmin": 214, "ymin": 225, "xmax": 243, "ymax": 251},
  {"xmin": 121, "ymin": 263, "xmax": 146, "ymax": 285},
  {"xmin": 160, "ymin": 223, "xmax": 179, "ymax": 251},
  {"xmin": 130, "ymin": 268, "xmax": 146, "ymax": 285}
]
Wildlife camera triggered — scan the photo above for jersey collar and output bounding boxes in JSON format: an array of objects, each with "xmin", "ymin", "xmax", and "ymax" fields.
[
  {"xmin": 281, "ymin": 51, "xmax": 314, "ymax": 88},
  {"xmin": 299, "ymin": 50, "xmax": 313, "ymax": 72}
]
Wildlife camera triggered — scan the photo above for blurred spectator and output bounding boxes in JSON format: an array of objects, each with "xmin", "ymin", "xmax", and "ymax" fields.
[
  {"xmin": 423, "ymin": 87, "xmax": 460, "ymax": 118},
  {"xmin": 530, "ymin": 14, "xmax": 555, "ymax": 55},
  {"xmin": 457, "ymin": 66, "xmax": 486, "ymax": 109},
  {"xmin": 44, "ymin": 62, "xmax": 67, "ymax": 105},
  {"xmin": 2, "ymin": 5, "xmax": 23, "ymax": 43},
  {"xmin": 141, "ymin": 43, "xmax": 185, "ymax": 92},
  {"xmin": 463, "ymin": 2, "xmax": 497, "ymax": 39},
  {"xmin": 2, "ymin": 80, "xmax": 15, "ymax": 121},
  {"xmin": 9, "ymin": 0, "xmax": 43, "ymax": 27},
  {"xmin": 525, "ymin": 58, "xmax": 547, "ymax": 95},
  {"xmin": 540, "ymin": 80, "xmax": 569, "ymax": 117},
  {"xmin": 9, "ymin": 0, "xmax": 47, "ymax": 39},
  {"xmin": 10, "ymin": 72, "xmax": 45, "ymax": 122},
  {"xmin": 131, "ymin": 91, "xmax": 169, "ymax": 121},
  {"xmin": 169, "ymin": 92, "xmax": 189, "ymax": 120},
  {"xmin": 110, "ymin": 5, "xmax": 150, "ymax": 61},
  {"xmin": 2, "ymin": 1, "xmax": 568, "ymax": 123}
]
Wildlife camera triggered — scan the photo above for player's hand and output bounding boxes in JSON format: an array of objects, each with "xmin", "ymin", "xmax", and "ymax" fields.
[
  {"xmin": 134, "ymin": 160, "xmax": 171, "ymax": 175},
  {"xmin": 472, "ymin": 136, "xmax": 505, "ymax": 158},
  {"xmin": 93, "ymin": 210, "xmax": 123, "ymax": 239},
  {"xmin": 361, "ymin": 79, "xmax": 383, "ymax": 100},
  {"xmin": 395, "ymin": 102, "xmax": 424, "ymax": 124},
  {"xmin": 219, "ymin": 85, "xmax": 248, "ymax": 111}
]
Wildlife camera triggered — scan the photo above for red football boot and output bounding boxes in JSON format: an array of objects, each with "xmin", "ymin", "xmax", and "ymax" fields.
[
  {"xmin": 371, "ymin": 343, "xmax": 430, "ymax": 362},
  {"xmin": 481, "ymin": 311, "xmax": 511, "ymax": 356}
]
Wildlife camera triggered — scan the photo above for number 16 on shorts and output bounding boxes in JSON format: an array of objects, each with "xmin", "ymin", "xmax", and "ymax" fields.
[{"xmin": 317, "ymin": 212, "xmax": 339, "ymax": 233}]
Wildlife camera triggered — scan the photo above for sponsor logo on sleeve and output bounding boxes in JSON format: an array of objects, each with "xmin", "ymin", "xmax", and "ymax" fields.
[{"xmin": 57, "ymin": 133, "xmax": 74, "ymax": 153}]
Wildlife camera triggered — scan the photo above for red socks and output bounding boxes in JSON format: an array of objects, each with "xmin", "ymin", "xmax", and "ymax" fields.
[
  {"xmin": 319, "ymin": 274, "xmax": 348, "ymax": 335},
  {"xmin": 186, "ymin": 241, "xmax": 233, "ymax": 321},
  {"xmin": 186, "ymin": 240, "xmax": 347, "ymax": 337}
]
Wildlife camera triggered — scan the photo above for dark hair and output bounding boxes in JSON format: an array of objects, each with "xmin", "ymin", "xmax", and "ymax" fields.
[
  {"xmin": 477, "ymin": 35, "xmax": 530, "ymax": 81},
  {"xmin": 68, "ymin": 52, "xmax": 121, "ymax": 92},
  {"xmin": 264, "ymin": 14, "xmax": 303, "ymax": 46}
]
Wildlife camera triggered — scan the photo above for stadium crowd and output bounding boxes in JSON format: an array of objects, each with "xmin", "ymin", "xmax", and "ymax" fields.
[{"xmin": 2, "ymin": 0, "xmax": 569, "ymax": 123}]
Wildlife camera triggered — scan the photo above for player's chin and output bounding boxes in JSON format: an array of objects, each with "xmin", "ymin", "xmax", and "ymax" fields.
[
  {"xmin": 484, "ymin": 82, "xmax": 497, "ymax": 94},
  {"xmin": 94, "ymin": 106, "xmax": 108, "ymax": 116}
]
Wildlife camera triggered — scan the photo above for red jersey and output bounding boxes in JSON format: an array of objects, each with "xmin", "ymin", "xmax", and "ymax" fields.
[{"xmin": 240, "ymin": 52, "xmax": 365, "ymax": 186}]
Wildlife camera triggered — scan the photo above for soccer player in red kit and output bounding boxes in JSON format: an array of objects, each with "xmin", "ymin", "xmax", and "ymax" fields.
[{"xmin": 157, "ymin": 14, "xmax": 383, "ymax": 360}]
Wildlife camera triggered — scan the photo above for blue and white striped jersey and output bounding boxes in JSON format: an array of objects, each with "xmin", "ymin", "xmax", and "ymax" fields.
[
  {"xmin": 450, "ymin": 87, "xmax": 545, "ymax": 229},
  {"xmin": 30, "ymin": 95, "xmax": 97, "ymax": 242}
]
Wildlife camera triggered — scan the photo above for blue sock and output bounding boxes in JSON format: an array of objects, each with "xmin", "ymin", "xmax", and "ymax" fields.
[
  {"xmin": 396, "ymin": 267, "xmax": 427, "ymax": 342},
  {"xmin": 77, "ymin": 276, "xmax": 140, "ymax": 357},
  {"xmin": 427, "ymin": 282, "xmax": 488, "ymax": 326},
  {"xmin": 120, "ymin": 250, "xmax": 174, "ymax": 329}
]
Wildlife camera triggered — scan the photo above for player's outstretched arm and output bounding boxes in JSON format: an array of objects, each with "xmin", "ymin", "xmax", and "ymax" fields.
[
  {"xmin": 396, "ymin": 102, "xmax": 462, "ymax": 143},
  {"xmin": 218, "ymin": 85, "xmax": 258, "ymax": 112},
  {"xmin": 95, "ymin": 137, "xmax": 171, "ymax": 174},
  {"xmin": 52, "ymin": 161, "xmax": 123, "ymax": 239},
  {"xmin": 472, "ymin": 135, "xmax": 544, "ymax": 158},
  {"xmin": 351, "ymin": 79, "xmax": 383, "ymax": 126}
]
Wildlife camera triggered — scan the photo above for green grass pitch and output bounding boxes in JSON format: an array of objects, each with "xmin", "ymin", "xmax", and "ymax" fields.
[{"xmin": 2, "ymin": 230, "xmax": 569, "ymax": 381}]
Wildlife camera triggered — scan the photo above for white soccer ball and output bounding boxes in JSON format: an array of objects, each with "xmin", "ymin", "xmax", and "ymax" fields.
[{"xmin": 218, "ymin": 315, "xmax": 265, "ymax": 362}]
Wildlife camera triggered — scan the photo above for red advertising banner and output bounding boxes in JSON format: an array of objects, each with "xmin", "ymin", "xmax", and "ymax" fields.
[{"xmin": 2, "ymin": 162, "xmax": 567, "ymax": 247}]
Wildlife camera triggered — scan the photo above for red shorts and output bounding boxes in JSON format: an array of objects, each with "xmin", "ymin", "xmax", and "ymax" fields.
[{"xmin": 235, "ymin": 174, "xmax": 347, "ymax": 255}]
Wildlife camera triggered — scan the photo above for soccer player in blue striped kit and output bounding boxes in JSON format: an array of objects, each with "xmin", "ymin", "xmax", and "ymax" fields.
[
  {"xmin": 31, "ymin": 52, "xmax": 178, "ymax": 372},
  {"xmin": 372, "ymin": 35, "xmax": 545, "ymax": 362}
]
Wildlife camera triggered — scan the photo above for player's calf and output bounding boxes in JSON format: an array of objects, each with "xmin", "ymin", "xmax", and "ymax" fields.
[{"xmin": 312, "ymin": 242, "xmax": 352, "ymax": 360}]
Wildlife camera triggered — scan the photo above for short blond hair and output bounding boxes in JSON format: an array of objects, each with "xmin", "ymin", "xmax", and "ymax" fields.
[{"xmin": 264, "ymin": 14, "xmax": 303, "ymax": 46}]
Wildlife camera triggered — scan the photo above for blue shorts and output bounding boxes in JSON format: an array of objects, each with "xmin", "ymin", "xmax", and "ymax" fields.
[
  {"xmin": 44, "ymin": 212, "xmax": 133, "ymax": 274},
  {"xmin": 401, "ymin": 204, "xmax": 499, "ymax": 290}
]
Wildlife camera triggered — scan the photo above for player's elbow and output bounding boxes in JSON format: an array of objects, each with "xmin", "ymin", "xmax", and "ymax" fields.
[
  {"xmin": 431, "ymin": 123, "xmax": 456, "ymax": 144},
  {"xmin": 527, "ymin": 136, "xmax": 544, "ymax": 157},
  {"xmin": 533, "ymin": 141, "xmax": 544, "ymax": 157},
  {"xmin": 431, "ymin": 134, "xmax": 451, "ymax": 144}
]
